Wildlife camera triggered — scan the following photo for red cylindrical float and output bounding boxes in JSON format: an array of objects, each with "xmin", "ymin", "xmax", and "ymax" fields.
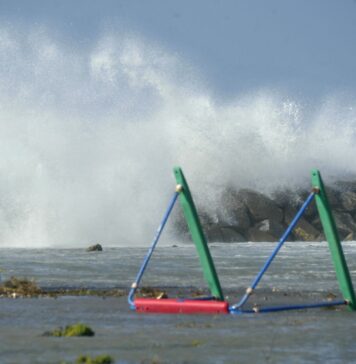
[{"xmin": 134, "ymin": 298, "xmax": 229, "ymax": 314}]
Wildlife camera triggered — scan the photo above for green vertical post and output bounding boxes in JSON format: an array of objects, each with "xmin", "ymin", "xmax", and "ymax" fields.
[
  {"xmin": 174, "ymin": 167, "xmax": 224, "ymax": 300},
  {"xmin": 311, "ymin": 169, "xmax": 356, "ymax": 310}
]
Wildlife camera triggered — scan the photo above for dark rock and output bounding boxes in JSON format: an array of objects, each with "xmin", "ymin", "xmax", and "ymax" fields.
[
  {"xmin": 220, "ymin": 227, "xmax": 246, "ymax": 242},
  {"xmin": 324, "ymin": 186, "xmax": 342, "ymax": 208},
  {"xmin": 344, "ymin": 232, "xmax": 354, "ymax": 241},
  {"xmin": 206, "ymin": 226, "xmax": 224, "ymax": 242},
  {"xmin": 171, "ymin": 179, "xmax": 356, "ymax": 242},
  {"xmin": 219, "ymin": 189, "xmax": 251, "ymax": 232},
  {"xmin": 340, "ymin": 191, "xmax": 356, "ymax": 212},
  {"xmin": 86, "ymin": 244, "xmax": 103, "ymax": 252},
  {"xmin": 247, "ymin": 219, "xmax": 287, "ymax": 242},
  {"xmin": 293, "ymin": 189, "xmax": 315, "ymax": 219},
  {"xmin": 206, "ymin": 226, "xmax": 246, "ymax": 243},
  {"xmin": 247, "ymin": 227, "xmax": 277, "ymax": 242},
  {"xmin": 285, "ymin": 206, "xmax": 320, "ymax": 241},
  {"xmin": 257, "ymin": 219, "xmax": 286, "ymax": 238},
  {"xmin": 337, "ymin": 180, "xmax": 356, "ymax": 193},
  {"xmin": 302, "ymin": 200, "xmax": 317, "ymax": 221},
  {"xmin": 315, "ymin": 211, "xmax": 356, "ymax": 240},
  {"xmin": 272, "ymin": 189, "xmax": 298, "ymax": 208},
  {"xmin": 238, "ymin": 189, "xmax": 283, "ymax": 223},
  {"xmin": 274, "ymin": 189, "xmax": 317, "ymax": 221}
]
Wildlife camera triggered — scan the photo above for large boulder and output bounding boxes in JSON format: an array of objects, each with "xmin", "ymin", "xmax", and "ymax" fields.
[
  {"xmin": 338, "ymin": 181, "xmax": 356, "ymax": 193},
  {"xmin": 247, "ymin": 219, "xmax": 286, "ymax": 242},
  {"xmin": 284, "ymin": 206, "xmax": 321, "ymax": 241},
  {"xmin": 344, "ymin": 232, "xmax": 355, "ymax": 241},
  {"xmin": 247, "ymin": 227, "xmax": 276, "ymax": 242},
  {"xmin": 218, "ymin": 189, "xmax": 251, "ymax": 232},
  {"xmin": 206, "ymin": 226, "xmax": 246, "ymax": 243},
  {"xmin": 232, "ymin": 200, "xmax": 251, "ymax": 233},
  {"xmin": 294, "ymin": 189, "xmax": 316, "ymax": 218},
  {"xmin": 340, "ymin": 191, "xmax": 356, "ymax": 212},
  {"xmin": 238, "ymin": 189, "xmax": 283, "ymax": 223},
  {"xmin": 86, "ymin": 244, "xmax": 103, "ymax": 252},
  {"xmin": 315, "ymin": 211, "xmax": 356, "ymax": 240},
  {"xmin": 324, "ymin": 186, "xmax": 342, "ymax": 208}
]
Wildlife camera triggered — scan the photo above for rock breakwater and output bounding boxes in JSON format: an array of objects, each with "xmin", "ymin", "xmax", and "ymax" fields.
[{"xmin": 175, "ymin": 181, "xmax": 356, "ymax": 242}]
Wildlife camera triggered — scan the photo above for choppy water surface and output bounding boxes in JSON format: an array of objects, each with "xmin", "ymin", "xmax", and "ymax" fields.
[{"xmin": 0, "ymin": 242, "xmax": 356, "ymax": 363}]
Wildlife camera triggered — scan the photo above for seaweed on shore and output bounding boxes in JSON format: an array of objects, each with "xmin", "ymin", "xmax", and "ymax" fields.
[
  {"xmin": 46, "ymin": 288, "xmax": 126, "ymax": 298},
  {"xmin": 0, "ymin": 276, "xmax": 41, "ymax": 297},
  {"xmin": 137, "ymin": 287, "xmax": 168, "ymax": 299},
  {"xmin": 0, "ymin": 276, "xmax": 126, "ymax": 298}
]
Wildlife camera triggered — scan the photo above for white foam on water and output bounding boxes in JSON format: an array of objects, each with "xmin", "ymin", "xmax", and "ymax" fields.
[{"xmin": 1, "ymin": 26, "xmax": 356, "ymax": 247}]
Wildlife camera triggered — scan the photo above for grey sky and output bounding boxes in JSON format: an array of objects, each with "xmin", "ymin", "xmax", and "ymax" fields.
[{"xmin": 1, "ymin": 0, "xmax": 356, "ymax": 100}]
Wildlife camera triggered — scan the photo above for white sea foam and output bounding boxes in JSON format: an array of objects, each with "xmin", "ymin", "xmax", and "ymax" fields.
[{"xmin": 0, "ymin": 26, "xmax": 356, "ymax": 247}]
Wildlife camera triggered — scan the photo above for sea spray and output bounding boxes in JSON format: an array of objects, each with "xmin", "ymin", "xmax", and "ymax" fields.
[{"xmin": 0, "ymin": 26, "xmax": 356, "ymax": 247}]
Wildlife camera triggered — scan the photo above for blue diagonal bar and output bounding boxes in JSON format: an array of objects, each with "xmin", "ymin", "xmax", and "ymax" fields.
[
  {"xmin": 231, "ymin": 191, "xmax": 316, "ymax": 310},
  {"xmin": 128, "ymin": 191, "xmax": 179, "ymax": 308}
]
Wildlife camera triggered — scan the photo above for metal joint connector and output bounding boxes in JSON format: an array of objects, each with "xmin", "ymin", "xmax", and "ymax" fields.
[
  {"xmin": 312, "ymin": 187, "xmax": 320, "ymax": 194},
  {"xmin": 246, "ymin": 287, "xmax": 254, "ymax": 295},
  {"xmin": 131, "ymin": 282, "xmax": 137, "ymax": 289},
  {"xmin": 176, "ymin": 184, "xmax": 183, "ymax": 193}
]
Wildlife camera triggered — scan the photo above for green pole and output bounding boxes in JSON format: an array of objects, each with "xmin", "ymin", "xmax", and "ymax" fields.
[
  {"xmin": 311, "ymin": 169, "xmax": 356, "ymax": 310},
  {"xmin": 173, "ymin": 167, "xmax": 224, "ymax": 301}
]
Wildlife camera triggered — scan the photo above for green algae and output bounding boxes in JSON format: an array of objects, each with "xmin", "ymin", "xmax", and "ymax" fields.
[
  {"xmin": 61, "ymin": 354, "xmax": 114, "ymax": 364},
  {"xmin": 44, "ymin": 323, "xmax": 95, "ymax": 337},
  {"xmin": 75, "ymin": 354, "xmax": 114, "ymax": 363}
]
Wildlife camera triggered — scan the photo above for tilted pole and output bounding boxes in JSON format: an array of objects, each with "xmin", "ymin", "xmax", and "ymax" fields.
[
  {"xmin": 174, "ymin": 167, "xmax": 224, "ymax": 300},
  {"xmin": 311, "ymin": 169, "xmax": 356, "ymax": 310}
]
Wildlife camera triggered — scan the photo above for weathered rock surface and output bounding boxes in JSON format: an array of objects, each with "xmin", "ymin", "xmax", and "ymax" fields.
[
  {"xmin": 284, "ymin": 206, "xmax": 321, "ymax": 241},
  {"xmin": 206, "ymin": 226, "xmax": 246, "ymax": 243},
  {"xmin": 86, "ymin": 244, "xmax": 103, "ymax": 252},
  {"xmin": 238, "ymin": 189, "xmax": 283, "ymax": 223},
  {"xmin": 247, "ymin": 219, "xmax": 286, "ymax": 242},
  {"xmin": 330, "ymin": 211, "xmax": 356, "ymax": 239},
  {"xmin": 248, "ymin": 226, "xmax": 278, "ymax": 242},
  {"xmin": 340, "ymin": 191, "xmax": 356, "ymax": 212},
  {"xmin": 172, "ymin": 181, "xmax": 356, "ymax": 243}
]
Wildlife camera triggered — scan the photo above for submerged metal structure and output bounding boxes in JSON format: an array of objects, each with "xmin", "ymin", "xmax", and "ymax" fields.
[{"xmin": 128, "ymin": 167, "xmax": 355, "ymax": 314}]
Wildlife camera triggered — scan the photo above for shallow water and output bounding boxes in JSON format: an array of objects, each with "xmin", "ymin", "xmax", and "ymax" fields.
[{"xmin": 0, "ymin": 242, "xmax": 356, "ymax": 363}]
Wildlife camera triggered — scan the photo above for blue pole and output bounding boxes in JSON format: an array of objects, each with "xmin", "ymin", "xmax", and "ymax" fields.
[
  {"xmin": 128, "ymin": 191, "xmax": 180, "ymax": 309},
  {"xmin": 231, "ymin": 191, "xmax": 316, "ymax": 310},
  {"xmin": 230, "ymin": 300, "xmax": 346, "ymax": 314}
]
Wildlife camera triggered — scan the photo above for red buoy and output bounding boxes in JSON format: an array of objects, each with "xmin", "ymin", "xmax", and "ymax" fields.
[{"xmin": 134, "ymin": 298, "xmax": 229, "ymax": 314}]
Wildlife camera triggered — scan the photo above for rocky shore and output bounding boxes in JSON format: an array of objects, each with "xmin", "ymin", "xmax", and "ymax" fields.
[{"xmin": 176, "ymin": 181, "xmax": 356, "ymax": 243}]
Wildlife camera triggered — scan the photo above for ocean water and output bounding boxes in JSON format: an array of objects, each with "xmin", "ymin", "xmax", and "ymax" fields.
[{"xmin": 0, "ymin": 242, "xmax": 356, "ymax": 363}]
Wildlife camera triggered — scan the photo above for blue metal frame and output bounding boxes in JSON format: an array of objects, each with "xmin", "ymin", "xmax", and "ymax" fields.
[
  {"xmin": 230, "ymin": 300, "xmax": 346, "ymax": 314},
  {"xmin": 128, "ymin": 174, "xmax": 350, "ymax": 314},
  {"xmin": 128, "ymin": 191, "xmax": 179, "ymax": 309}
]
